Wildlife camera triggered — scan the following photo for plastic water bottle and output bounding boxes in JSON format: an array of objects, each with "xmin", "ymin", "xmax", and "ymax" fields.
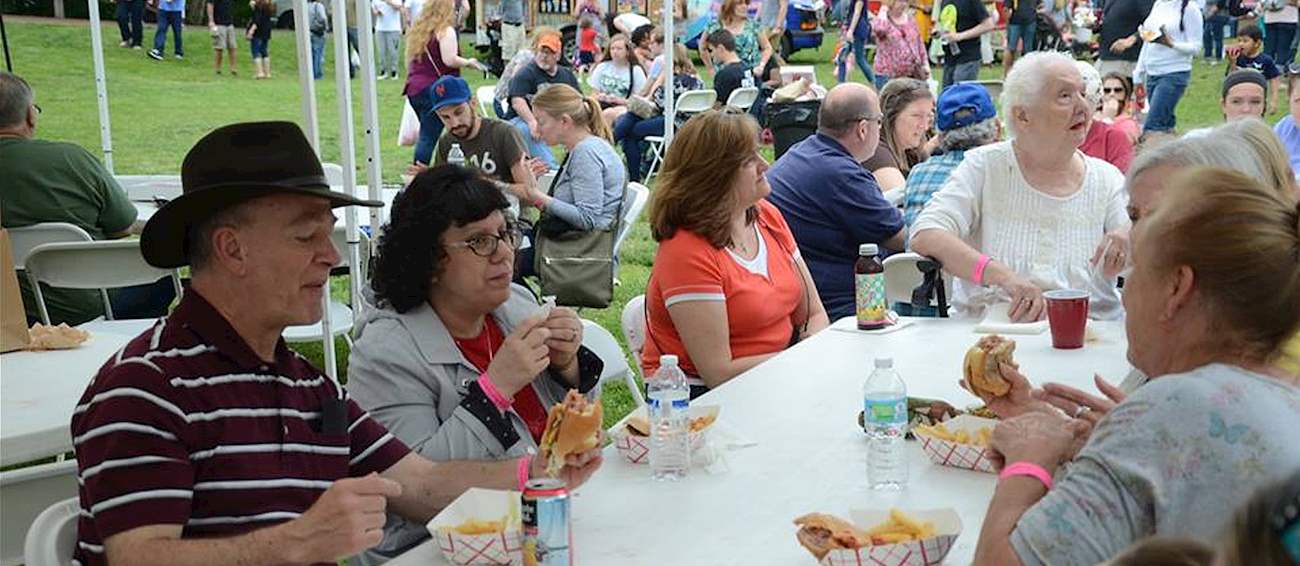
[
  {"xmin": 648, "ymin": 355, "xmax": 690, "ymax": 481},
  {"xmin": 448, "ymin": 143, "xmax": 466, "ymax": 167},
  {"xmin": 864, "ymin": 357, "xmax": 908, "ymax": 490}
]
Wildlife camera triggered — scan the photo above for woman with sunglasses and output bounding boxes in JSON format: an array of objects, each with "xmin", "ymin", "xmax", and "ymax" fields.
[
  {"xmin": 347, "ymin": 165, "xmax": 605, "ymax": 563},
  {"xmin": 642, "ymin": 110, "xmax": 828, "ymax": 399},
  {"xmin": 1098, "ymin": 73, "xmax": 1140, "ymax": 144}
]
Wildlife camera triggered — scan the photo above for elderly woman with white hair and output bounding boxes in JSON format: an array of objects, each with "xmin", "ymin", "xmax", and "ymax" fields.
[{"xmin": 910, "ymin": 51, "xmax": 1130, "ymax": 322}]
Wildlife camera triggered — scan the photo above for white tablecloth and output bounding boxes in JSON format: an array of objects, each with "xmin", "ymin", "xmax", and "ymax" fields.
[
  {"xmin": 0, "ymin": 319, "xmax": 157, "ymax": 467},
  {"xmin": 389, "ymin": 317, "xmax": 1133, "ymax": 565}
]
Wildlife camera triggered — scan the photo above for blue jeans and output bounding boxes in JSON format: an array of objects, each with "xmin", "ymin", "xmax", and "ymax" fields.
[
  {"xmin": 941, "ymin": 59, "xmax": 980, "ymax": 91},
  {"xmin": 1143, "ymin": 70, "xmax": 1190, "ymax": 133},
  {"xmin": 310, "ymin": 34, "xmax": 325, "ymax": 79},
  {"xmin": 407, "ymin": 89, "xmax": 446, "ymax": 165},
  {"xmin": 1204, "ymin": 14, "xmax": 1229, "ymax": 59},
  {"xmin": 108, "ymin": 278, "xmax": 177, "ymax": 320},
  {"xmin": 874, "ymin": 73, "xmax": 890, "ymax": 91},
  {"xmin": 1266, "ymin": 22, "xmax": 1298, "ymax": 66},
  {"xmin": 613, "ymin": 112, "xmax": 665, "ymax": 182},
  {"xmin": 116, "ymin": 0, "xmax": 144, "ymax": 46},
  {"xmin": 509, "ymin": 116, "xmax": 557, "ymax": 168},
  {"xmin": 836, "ymin": 36, "xmax": 876, "ymax": 84},
  {"xmin": 1006, "ymin": 21, "xmax": 1036, "ymax": 54},
  {"xmin": 152, "ymin": 10, "xmax": 183, "ymax": 55}
]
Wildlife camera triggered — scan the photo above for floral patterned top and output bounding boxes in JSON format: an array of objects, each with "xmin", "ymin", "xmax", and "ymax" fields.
[
  {"xmin": 1010, "ymin": 363, "xmax": 1300, "ymax": 565},
  {"xmin": 872, "ymin": 12, "xmax": 930, "ymax": 79},
  {"xmin": 704, "ymin": 18, "xmax": 764, "ymax": 72}
]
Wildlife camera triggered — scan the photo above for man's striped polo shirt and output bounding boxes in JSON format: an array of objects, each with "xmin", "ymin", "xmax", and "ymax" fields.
[{"xmin": 70, "ymin": 291, "xmax": 410, "ymax": 565}]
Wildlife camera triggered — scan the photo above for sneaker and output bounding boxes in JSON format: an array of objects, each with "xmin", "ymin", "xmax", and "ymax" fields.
[
  {"xmin": 132, "ymin": 45, "xmax": 143, "ymax": 50},
  {"xmin": 148, "ymin": 49, "xmax": 164, "ymax": 60},
  {"xmin": 119, "ymin": 40, "xmax": 130, "ymax": 48},
  {"xmin": 174, "ymin": 54, "xmax": 184, "ymax": 60}
]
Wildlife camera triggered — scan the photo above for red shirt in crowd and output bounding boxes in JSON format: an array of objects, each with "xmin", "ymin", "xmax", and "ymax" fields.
[{"xmin": 1079, "ymin": 119, "xmax": 1135, "ymax": 173}]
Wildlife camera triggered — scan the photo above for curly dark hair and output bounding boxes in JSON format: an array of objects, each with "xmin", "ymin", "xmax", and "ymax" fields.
[{"xmin": 371, "ymin": 164, "xmax": 510, "ymax": 313}]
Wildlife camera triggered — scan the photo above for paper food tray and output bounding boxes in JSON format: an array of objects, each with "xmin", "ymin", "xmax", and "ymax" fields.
[
  {"xmin": 816, "ymin": 508, "xmax": 961, "ymax": 566},
  {"xmin": 914, "ymin": 414, "xmax": 999, "ymax": 473},
  {"xmin": 613, "ymin": 405, "xmax": 720, "ymax": 464},
  {"xmin": 425, "ymin": 488, "xmax": 523, "ymax": 565}
]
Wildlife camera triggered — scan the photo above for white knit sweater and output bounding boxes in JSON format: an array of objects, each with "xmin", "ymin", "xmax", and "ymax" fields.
[{"xmin": 910, "ymin": 141, "xmax": 1131, "ymax": 320}]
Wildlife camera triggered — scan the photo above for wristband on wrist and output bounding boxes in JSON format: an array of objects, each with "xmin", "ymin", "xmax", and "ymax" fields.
[
  {"xmin": 999, "ymin": 461, "xmax": 1053, "ymax": 491},
  {"xmin": 516, "ymin": 454, "xmax": 533, "ymax": 490},
  {"xmin": 532, "ymin": 195, "xmax": 547, "ymax": 209},
  {"xmin": 972, "ymin": 254, "xmax": 992, "ymax": 286},
  {"xmin": 477, "ymin": 371, "xmax": 513, "ymax": 411}
]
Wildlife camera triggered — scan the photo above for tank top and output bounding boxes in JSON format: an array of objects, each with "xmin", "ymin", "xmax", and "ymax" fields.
[{"xmin": 404, "ymin": 31, "xmax": 461, "ymax": 97}]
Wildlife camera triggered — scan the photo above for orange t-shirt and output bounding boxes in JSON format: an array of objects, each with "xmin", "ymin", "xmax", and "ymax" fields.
[{"xmin": 641, "ymin": 200, "xmax": 804, "ymax": 379}]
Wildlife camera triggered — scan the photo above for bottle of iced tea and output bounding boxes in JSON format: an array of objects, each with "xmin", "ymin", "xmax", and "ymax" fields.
[{"xmin": 855, "ymin": 244, "xmax": 887, "ymax": 330}]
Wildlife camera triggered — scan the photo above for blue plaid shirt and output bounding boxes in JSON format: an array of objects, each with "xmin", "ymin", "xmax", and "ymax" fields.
[{"xmin": 903, "ymin": 149, "xmax": 967, "ymax": 232}]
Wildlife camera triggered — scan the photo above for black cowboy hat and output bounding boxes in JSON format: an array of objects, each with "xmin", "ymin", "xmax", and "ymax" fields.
[{"xmin": 140, "ymin": 121, "xmax": 382, "ymax": 268}]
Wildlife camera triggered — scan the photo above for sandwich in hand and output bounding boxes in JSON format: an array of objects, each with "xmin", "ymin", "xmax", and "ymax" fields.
[
  {"xmin": 539, "ymin": 390, "xmax": 602, "ymax": 476},
  {"xmin": 963, "ymin": 335, "xmax": 1018, "ymax": 398},
  {"xmin": 793, "ymin": 513, "xmax": 873, "ymax": 559}
]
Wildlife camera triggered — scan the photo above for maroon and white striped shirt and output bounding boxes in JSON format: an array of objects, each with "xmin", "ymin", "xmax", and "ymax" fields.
[{"xmin": 71, "ymin": 292, "xmax": 410, "ymax": 566}]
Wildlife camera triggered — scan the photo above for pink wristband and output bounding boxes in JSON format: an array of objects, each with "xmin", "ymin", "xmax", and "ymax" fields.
[
  {"xmin": 477, "ymin": 372, "xmax": 513, "ymax": 411},
  {"xmin": 516, "ymin": 455, "xmax": 533, "ymax": 490},
  {"xmin": 972, "ymin": 254, "xmax": 992, "ymax": 286},
  {"xmin": 999, "ymin": 461, "xmax": 1053, "ymax": 491}
]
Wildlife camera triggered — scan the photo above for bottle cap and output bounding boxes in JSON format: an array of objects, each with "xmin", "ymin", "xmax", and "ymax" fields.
[
  {"xmin": 859, "ymin": 243, "xmax": 879, "ymax": 256},
  {"xmin": 874, "ymin": 357, "xmax": 893, "ymax": 369},
  {"xmin": 660, "ymin": 354, "xmax": 678, "ymax": 367}
]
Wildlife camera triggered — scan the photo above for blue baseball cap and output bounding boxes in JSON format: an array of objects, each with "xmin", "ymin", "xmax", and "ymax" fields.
[
  {"xmin": 430, "ymin": 76, "xmax": 472, "ymax": 111},
  {"xmin": 935, "ymin": 83, "xmax": 996, "ymax": 132}
]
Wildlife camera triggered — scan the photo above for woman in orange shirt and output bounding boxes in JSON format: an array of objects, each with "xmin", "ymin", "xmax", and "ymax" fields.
[{"xmin": 641, "ymin": 110, "xmax": 829, "ymax": 398}]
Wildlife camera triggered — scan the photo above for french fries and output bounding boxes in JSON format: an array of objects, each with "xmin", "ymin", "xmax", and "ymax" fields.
[
  {"xmin": 447, "ymin": 518, "xmax": 506, "ymax": 535},
  {"xmin": 863, "ymin": 509, "xmax": 938, "ymax": 544},
  {"xmin": 913, "ymin": 422, "xmax": 992, "ymax": 447},
  {"xmin": 688, "ymin": 413, "xmax": 717, "ymax": 432}
]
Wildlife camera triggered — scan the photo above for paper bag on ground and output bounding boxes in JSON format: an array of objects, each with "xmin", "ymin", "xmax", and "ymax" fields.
[
  {"xmin": 914, "ymin": 414, "xmax": 999, "ymax": 473},
  {"xmin": 0, "ymin": 228, "xmax": 31, "ymax": 353},
  {"xmin": 817, "ymin": 509, "xmax": 961, "ymax": 566},
  {"xmin": 426, "ymin": 488, "xmax": 523, "ymax": 566}
]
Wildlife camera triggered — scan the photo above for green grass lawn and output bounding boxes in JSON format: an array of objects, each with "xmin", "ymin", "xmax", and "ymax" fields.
[{"xmin": 6, "ymin": 17, "xmax": 1274, "ymax": 427}]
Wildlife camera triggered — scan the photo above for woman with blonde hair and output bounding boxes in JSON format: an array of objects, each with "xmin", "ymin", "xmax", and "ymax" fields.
[
  {"xmin": 404, "ymin": 0, "xmax": 480, "ymax": 166},
  {"xmin": 971, "ymin": 166, "xmax": 1300, "ymax": 565},
  {"xmin": 699, "ymin": 0, "xmax": 773, "ymax": 77},
  {"xmin": 642, "ymin": 110, "xmax": 828, "ymax": 398}
]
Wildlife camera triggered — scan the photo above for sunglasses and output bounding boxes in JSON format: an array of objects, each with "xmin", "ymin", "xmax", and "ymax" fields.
[{"xmin": 1102, "ymin": 87, "xmax": 1126, "ymax": 94}]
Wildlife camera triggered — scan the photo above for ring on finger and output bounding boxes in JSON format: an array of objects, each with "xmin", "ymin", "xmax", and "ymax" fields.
[{"xmin": 1073, "ymin": 405, "xmax": 1091, "ymax": 418}]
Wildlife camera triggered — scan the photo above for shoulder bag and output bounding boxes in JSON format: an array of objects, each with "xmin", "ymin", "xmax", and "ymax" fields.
[{"xmin": 532, "ymin": 154, "xmax": 624, "ymax": 308}]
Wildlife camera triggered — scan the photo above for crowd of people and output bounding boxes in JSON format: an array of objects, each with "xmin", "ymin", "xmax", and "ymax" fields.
[{"xmin": 4, "ymin": 0, "xmax": 1300, "ymax": 561}]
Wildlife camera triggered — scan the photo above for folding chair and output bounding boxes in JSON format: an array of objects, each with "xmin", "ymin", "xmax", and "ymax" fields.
[
  {"xmin": 643, "ymin": 89, "xmax": 719, "ymax": 180},
  {"xmin": 22, "ymin": 496, "xmax": 79, "ymax": 566},
  {"xmin": 725, "ymin": 86, "xmax": 761, "ymax": 112},
  {"xmin": 476, "ymin": 85, "xmax": 497, "ymax": 117},
  {"xmin": 6, "ymin": 223, "xmax": 93, "ymax": 270},
  {"xmin": 882, "ymin": 252, "xmax": 952, "ymax": 317},
  {"xmin": 580, "ymin": 319, "xmax": 645, "ymax": 410},
  {"xmin": 0, "ymin": 461, "xmax": 78, "ymax": 566},
  {"xmin": 23, "ymin": 240, "xmax": 183, "ymax": 324}
]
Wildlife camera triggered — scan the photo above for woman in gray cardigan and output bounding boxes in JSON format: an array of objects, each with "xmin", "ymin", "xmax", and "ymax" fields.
[{"xmin": 348, "ymin": 165, "xmax": 604, "ymax": 564}]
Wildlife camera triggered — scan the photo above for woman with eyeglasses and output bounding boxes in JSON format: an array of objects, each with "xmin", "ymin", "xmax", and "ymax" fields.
[
  {"xmin": 347, "ymin": 164, "xmax": 605, "ymax": 563},
  {"xmin": 642, "ymin": 110, "xmax": 829, "ymax": 399}
]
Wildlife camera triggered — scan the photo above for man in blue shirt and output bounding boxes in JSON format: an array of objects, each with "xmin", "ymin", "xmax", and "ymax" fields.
[
  {"xmin": 767, "ymin": 83, "xmax": 905, "ymax": 322},
  {"xmin": 148, "ymin": 0, "xmax": 185, "ymax": 60}
]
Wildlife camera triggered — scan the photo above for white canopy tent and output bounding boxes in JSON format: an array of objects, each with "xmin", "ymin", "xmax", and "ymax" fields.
[{"xmin": 82, "ymin": 0, "xmax": 385, "ymax": 379}]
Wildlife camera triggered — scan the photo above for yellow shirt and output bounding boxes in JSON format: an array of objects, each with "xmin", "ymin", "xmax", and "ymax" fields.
[{"xmin": 1280, "ymin": 333, "xmax": 1300, "ymax": 375}]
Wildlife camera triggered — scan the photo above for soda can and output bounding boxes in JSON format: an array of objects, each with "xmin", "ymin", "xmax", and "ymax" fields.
[{"xmin": 522, "ymin": 478, "xmax": 571, "ymax": 565}]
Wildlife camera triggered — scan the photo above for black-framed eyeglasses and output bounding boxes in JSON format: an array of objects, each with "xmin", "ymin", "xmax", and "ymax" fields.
[{"xmin": 447, "ymin": 225, "xmax": 522, "ymax": 257}]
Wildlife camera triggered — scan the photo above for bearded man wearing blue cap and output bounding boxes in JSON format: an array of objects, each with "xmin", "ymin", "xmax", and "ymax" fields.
[
  {"xmin": 901, "ymin": 82, "xmax": 1000, "ymax": 233},
  {"xmin": 411, "ymin": 75, "xmax": 546, "ymax": 200}
]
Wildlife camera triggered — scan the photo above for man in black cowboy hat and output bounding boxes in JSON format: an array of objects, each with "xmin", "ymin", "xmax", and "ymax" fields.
[{"xmin": 68, "ymin": 122, "xmax": 602, "ymax": 566}]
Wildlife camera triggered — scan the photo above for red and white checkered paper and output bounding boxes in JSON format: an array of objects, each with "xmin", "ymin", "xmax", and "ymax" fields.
[
  {"xmin": 914, "ymin": 415, "xmax": 999, "ymax": 474},
  {"xmin": 613, "ymin": 428, "xmax": 706, "ymax": 464},
  {"xmin": 819, "ymin": 533, "xmax": 958, "ymax": 566},
  {"xmin": 435, "ymin": 530, "xmax": 523, "ymax": 566}
]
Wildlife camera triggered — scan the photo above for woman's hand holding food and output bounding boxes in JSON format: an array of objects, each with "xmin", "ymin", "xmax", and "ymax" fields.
[{"xmin": 486, "ymin": 313, "xmax": 551, "ymax": 397}]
